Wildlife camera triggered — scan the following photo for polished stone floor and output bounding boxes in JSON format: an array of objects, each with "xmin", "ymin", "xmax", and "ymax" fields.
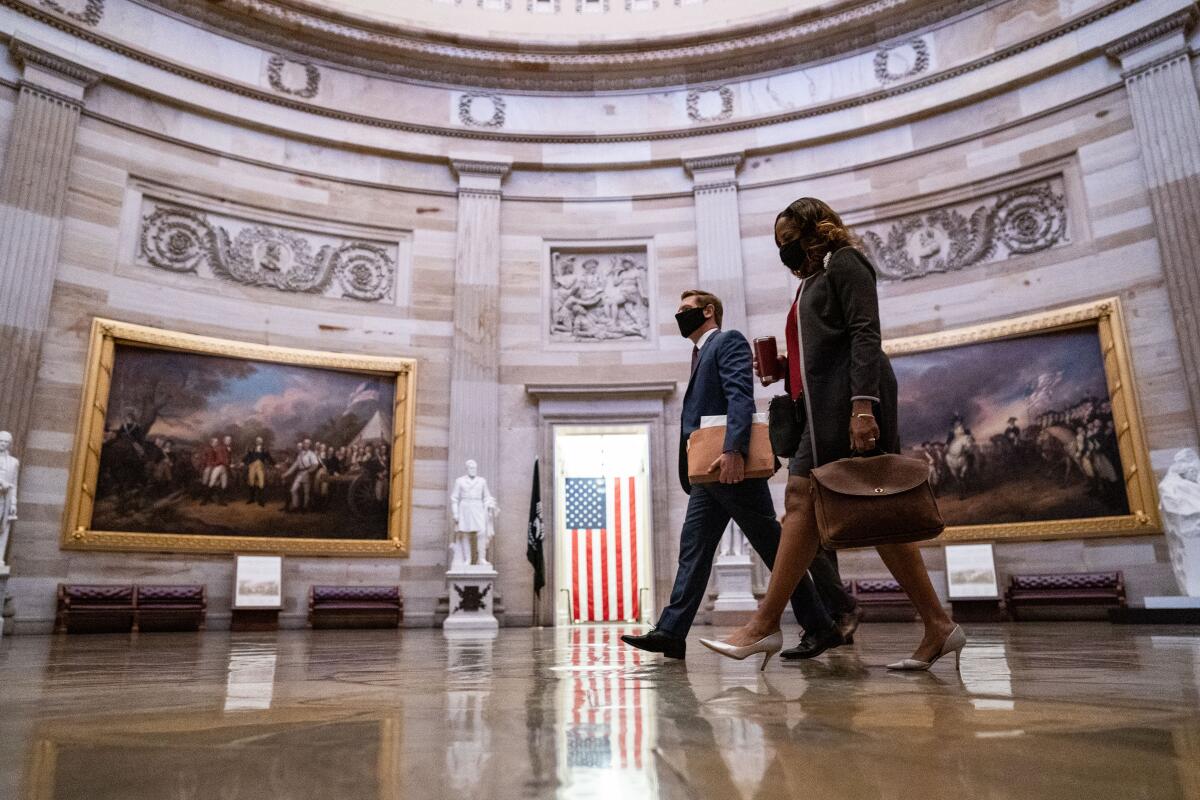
[{"xmin": 1, "ymin": 622, "xmax": 1198, "ymax": 799}]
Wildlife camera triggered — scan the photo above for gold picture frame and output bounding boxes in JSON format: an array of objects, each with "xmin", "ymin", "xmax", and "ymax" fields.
[
  {"xmin": 62, "ymin": 318, "xmax": 417, "ymax": 557},
  {"xmin": 884, "ymin": 297, "xmax": 1160, "ymax": 543}
]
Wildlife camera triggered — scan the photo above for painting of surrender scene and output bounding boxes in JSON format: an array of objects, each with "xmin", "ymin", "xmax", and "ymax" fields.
[
  {"xmin": 891, "ymin": 326, "xmax": 1129, "ymax": 528},
  {"xmin": 91, "ymin": 344, "xmax": 396, "ymax": 540}
]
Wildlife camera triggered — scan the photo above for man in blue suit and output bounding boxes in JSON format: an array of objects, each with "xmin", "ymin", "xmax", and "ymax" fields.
[{"xmin": 621, "ymin": 289, "xmax": 844, "ymax": 660}]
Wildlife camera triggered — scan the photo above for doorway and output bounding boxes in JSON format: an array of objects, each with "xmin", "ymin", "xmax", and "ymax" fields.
[{"xmin": 554, "ymin": 425, "xmax": 654, "ymax": 625}]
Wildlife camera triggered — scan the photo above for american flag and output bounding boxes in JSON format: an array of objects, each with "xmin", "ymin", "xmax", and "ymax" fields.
[
  {"xmin": 563, "ymin": 627, "xmax": 651, "ymax": 773},
  {"xmin": 564, "ymin": 476, "xmax": 640, "ymax": 623}
]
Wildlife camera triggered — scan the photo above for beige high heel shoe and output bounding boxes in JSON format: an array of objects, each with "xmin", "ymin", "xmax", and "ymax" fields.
[
  {"xmin": 699, "ymin": 631, "xmax": 783, "ymax": 671},
  {"xmin": 886, "ymin": 625, "xmax": 967, "ymax": 672}
]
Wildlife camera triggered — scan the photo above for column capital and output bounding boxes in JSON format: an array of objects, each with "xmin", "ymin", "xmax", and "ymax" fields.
[
  {"xmin": 450, "ymin": 156, "xmax": 512, "ymax": 196},
  {"xmin": 683, "ymin": 152, "xmax": 743, "ymax": 191},
  {"xmin": 9, "ymin": 33, "xmax": 102, "ymax": 104},
  {"xmin": 1106, "ymin": 9, "xmax": 1196, "ymax": 75}
]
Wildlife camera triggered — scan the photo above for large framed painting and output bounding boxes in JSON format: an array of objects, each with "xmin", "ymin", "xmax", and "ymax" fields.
[
  {"xmin": 62, "ymin": 318, "xmax": 417, "ymax": 556},
  {"xmin": 884, "ymin": 297, "xmax": 1160, "ymax": 542}
]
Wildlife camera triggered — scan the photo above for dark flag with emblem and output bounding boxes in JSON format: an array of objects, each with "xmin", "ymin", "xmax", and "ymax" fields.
[{"xmin": 527, "ymin": 460, "xmax": 546, "ymax": 595}]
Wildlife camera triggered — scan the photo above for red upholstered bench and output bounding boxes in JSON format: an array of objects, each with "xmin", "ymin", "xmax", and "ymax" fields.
[
  {"xmin": 852, "ymin": 578, "xmax": 918, "ymax": 621},
  {"xmin": 1005, "ymin": 572, "xmax": 1125, "ymax": 621},
  {"xmin": 309, "ymin": 585, "xmax": 403, "ymax": 629},
  {"xmin": 57, "ymin": 584, "xmax": 136, "ymax": 634},
  {"xmin": 136, "ymin": 585, "xmax": 207, "ymax": 632}
]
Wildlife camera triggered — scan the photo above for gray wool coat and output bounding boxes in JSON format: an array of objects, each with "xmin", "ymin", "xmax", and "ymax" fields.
[{"xmin": 787, "ymin": 245, "xmax": 900, "ymax": 466}]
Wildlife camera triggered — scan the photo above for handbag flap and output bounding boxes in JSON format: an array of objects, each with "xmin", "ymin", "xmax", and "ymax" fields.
[{"xmin": 810, "ymin": 454, "xmax": 930, "ymax": 496}]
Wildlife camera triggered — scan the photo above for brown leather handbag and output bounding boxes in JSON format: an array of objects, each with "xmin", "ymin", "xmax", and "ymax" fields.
[{"xmin": 809, "ymin": 453, "xmax": 945, "ymax": 550}]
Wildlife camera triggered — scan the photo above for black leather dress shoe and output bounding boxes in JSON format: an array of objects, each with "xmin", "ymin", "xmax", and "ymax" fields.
[
  {"xmin": 621, "ymin": 629, "xmax": 686, "ymax": 660},
  {"xmin": 780, "ymin": 627, "xmax": 845, "ymax": 660}
]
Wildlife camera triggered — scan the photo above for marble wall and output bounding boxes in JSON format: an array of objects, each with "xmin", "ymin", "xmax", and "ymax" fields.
[{"xmin": 0, "ymin": 0, "xmax": 1197, "ymax": 631}]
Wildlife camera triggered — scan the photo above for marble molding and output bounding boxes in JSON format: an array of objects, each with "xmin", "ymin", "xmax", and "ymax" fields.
[
  {"xmin": 858, "ymin": 178, "xmax": 1069, "ymax": 282},
  {"xmin": 1108, "ymin": 10, "xmax": 1200, "ymax": 437},
  {"xmin": 548, "ymin": 248, "xmax": 650, "ymax": 343},
  {"xmin": 446, "ymin": 159, "xmax": 508, "ymax": 542},
  {"xmin": 0, "ymin": 35, "xmax": 99, "ymax": 454},
  {"xmin": 136, "ymin": 199, "xmax": 399, "ymax": 302}
]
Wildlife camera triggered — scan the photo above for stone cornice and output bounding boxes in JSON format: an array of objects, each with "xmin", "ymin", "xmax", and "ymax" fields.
[
  {"xmin": 1105, "ymin": 8, "xmax": 1196, "ymax": 60},
  {"xmin": 10, "ymin": 35, "xmax": 102, "ymax": 89},
  {"xmin": 137, "ymin": 0, "xmax": 987, "ymax": 91},
  {"xmin": 0, "ymin": 0, "xmax": 1141, "ymax": 144}
]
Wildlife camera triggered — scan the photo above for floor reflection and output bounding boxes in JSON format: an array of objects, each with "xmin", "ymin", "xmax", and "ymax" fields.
[{"xmin": 2, "ymin": 623, "xmax": 1199, "ymax": 799}]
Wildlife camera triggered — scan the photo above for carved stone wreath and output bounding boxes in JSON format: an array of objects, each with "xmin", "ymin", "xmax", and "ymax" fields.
[
  {"xmin": 626, "ymin": 0, "xmax": 659, "ymax": 9},
  {"xmin": 266, "ymin": 55, "xmax": 320, "ymax": 99},
  {"xmin": 458, "ymin": 93, "xmax": 507, "ymax": 129},
  {"xmin": 859, "ymin": 181, "xmax": 1069, "ymax": 282},
  {"xmin": 138, "ymin": 205, "xmax": 395, "ymax": 302},
  {"xmin": 576, "ymin": 0, "xmax": 609, "ymax": 11},
  {"xmin": 527, "ymin": 0, "xmax": 561, "ymax": 10},
  {"xmin": 38, "ymin": 0, "xmax": 105, "ymax": 25},
  {"xmin": 873, "ymin": 38, "xmax": 930, "ymax": 84},
  {"xmin": 687, "ymin": 86, "xmax": 734, "ymax": 123}
]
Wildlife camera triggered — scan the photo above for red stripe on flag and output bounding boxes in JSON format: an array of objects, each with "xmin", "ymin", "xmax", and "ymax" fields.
[
  {"xmin": 586, "ymin": 530, "xmax": 596, "ymax": 622},
  {"xmin": 614, "ymin": 478, "xmax": 625, "ymax": 621},
  {"xmin": 600, "ymin": 524, "xmax": 610, "ymax": 621},
  {"xmin": 571, "ymin": 529, "xmax": 581, "ymax": 623},
  {"xmin": 628, "ymin": 477, "xmax": 639, "ymax": 621}
]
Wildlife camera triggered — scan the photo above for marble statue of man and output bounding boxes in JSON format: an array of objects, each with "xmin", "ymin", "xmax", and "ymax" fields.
[
  {"xmin": 1160, "ymin": 448, "xmax": 1200, "ymax": 597},
  {"xmin": 0, "ymin": 432, "xmax": 18, "ymax": 565},
  {"xmin": 450, "ymin": 460, "xmax": 499, "ymax": 569}
]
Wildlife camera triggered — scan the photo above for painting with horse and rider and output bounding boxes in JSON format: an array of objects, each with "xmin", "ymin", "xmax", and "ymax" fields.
[
  {"xmin": 91, "ymin": 343, "xmax": 396, "ymax": 541},
  {"xmin": 892, "ymin": 326, "xmax": 1129, "ymax": 528}
]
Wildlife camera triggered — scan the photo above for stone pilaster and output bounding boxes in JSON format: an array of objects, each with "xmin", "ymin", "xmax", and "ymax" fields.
[
  {"xmin": 446, "ymin": 158, "xmax": 509, "ymax": 499},
  {"xmin": 0, "ymin": 36, "xmax": 99, "ymax": 452},
  {"xmin": 1108, "ymin": 10, "xmax": 1200, "ymax": 436},
  {"xmin": 684, "ymin": 153, "xmax": 747, "ymax": 332}
]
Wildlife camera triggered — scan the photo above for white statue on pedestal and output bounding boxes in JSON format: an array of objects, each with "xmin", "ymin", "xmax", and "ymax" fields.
[
  {"xmin": 1160, "ymin": 448, "xmax": 1200, "ymax": 597},
  {"xmin": 450, "ymin": 460, "xmax": 499, "ymax": 569},
  {"xmin": 0, "ymin": 431, "xmax": 18, "ymax": 565}
]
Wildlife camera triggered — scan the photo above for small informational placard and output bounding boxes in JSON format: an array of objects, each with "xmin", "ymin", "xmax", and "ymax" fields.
[
  {"xmin": 944, "ymin": 543, "xmax": 999, "ymax": 599},
  {"xmin": 233, "ymin": 555, "xmax": 283, "ymax": 609}
]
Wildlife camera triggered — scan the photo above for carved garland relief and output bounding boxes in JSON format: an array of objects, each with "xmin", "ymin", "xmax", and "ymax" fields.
[
  {"xmin": 458, "ymin": 93, "xmax": 507, "ymax": 128},
  {"xmin": 38, "ymin": 0, "xmax": 105, "ymax": 24},
  {"xmin": 266, "ymin": 55, "xmax": 320, "ymax": 99},
  {"xmin": 137, "ymin": 201, "xmax": 398, "ymax": 302},
  {"xmin": 687, "ymin": 86, "xmax": 734, "ymax": 123},
  {"xmin": 550, "ymin": 249, "xmax": 651, "ymax": 342},
  {"xmin": 874, "ymin": 38, "xmax": 930, "ymax": 84},
  {"xmin": 858, "ymin": 179, "xmax": 1069, "ymax": 282}
]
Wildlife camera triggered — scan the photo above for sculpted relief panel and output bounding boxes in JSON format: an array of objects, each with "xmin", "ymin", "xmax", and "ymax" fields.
[
  {"xmin": 858, "ymin": 178, "xmax": 1069, "ymax": 282},
  {"xmin": 136, "ymin": 198, "xmax": 400, "ymax": 303},
  {"xmin": 549, "ymin": 248, "xmax": 651, "ymax": 342}
]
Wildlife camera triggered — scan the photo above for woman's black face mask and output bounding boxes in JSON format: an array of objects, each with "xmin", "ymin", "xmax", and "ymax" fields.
[
  {"xmin": 779, "ymin": 239, "xmax": 810, "ymax": 275},
  {"xmin": 675, "ymin": 306, "xmax": 709, "ymax": 338}
]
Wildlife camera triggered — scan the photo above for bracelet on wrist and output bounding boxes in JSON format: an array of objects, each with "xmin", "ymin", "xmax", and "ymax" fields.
[{"xmin": 854, "ymin": 413, "xmax": 875, "ymax": 420}]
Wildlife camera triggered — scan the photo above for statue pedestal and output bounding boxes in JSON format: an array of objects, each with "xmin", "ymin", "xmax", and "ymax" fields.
[
  {"xmin": 711, "ymin": 555, "xmax": 758, "ymax": 626},
  {"xmin": 1165, "ymin": 524, "xmax": 1200, "ymax": 598},
  {"xmin": 444, "ymin": 567, "xmax": 499, "ymax": 632},
  {"xmin": 0, "ymin": 564, "xmax": 9, "ymax": 639}
]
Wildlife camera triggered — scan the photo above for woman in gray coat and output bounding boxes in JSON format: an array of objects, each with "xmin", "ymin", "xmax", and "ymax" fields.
[{"xmin": 701, "ymin": 197, "xmax": 963, "ymax": 671}]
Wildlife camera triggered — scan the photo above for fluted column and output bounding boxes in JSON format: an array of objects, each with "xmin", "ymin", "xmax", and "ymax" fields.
[
  {"xmin": 446, "ymin": 159, "xmax": 509, "ymax": 493},
  {"xmin": 685, "ymin": 153, "xmax": 756, "ymax": 619},
  {"xmin": 685, "ymin": 153, "xmax": 747, "ymax": 332},
  {"xmin": 0, "ymin": 36, "xmax": 99, "ymax": 452},
  {"xmin": 1108, "ymin": 10, "xmax": 1200, "ymax": 435}
]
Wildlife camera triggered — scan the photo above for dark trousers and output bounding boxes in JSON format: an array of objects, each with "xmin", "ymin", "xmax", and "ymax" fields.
[
  {"xmin": 812, "ymin": 548, "xmax": 857, "ymax": 616},
  {"xmin": 656, "ymin": 479, "xmax": 835, "ymax": 638}
]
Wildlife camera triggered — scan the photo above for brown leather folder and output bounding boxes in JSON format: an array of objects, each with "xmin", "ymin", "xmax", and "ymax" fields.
[{"xmin": 687, "ymin": 420, "xmax": 778, "ymax": 484}]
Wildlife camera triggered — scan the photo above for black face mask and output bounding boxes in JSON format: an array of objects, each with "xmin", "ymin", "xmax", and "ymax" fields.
[
  {"xmin": 779, "ymin": 240, "xmax": 810, "ymax": 275},
  {"xmin": 675, "ymin": 306, "xmax": 709, "ymax": 338}
]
